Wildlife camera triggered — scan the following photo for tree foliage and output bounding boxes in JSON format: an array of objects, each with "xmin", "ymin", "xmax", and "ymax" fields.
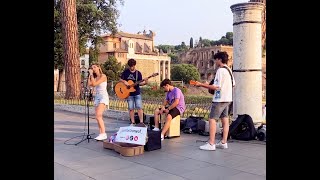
[
  {"xmin": 54, "ymin": 0, "xmax": 123, "ymax": 71},
  {"xmin": 168, "ymin": 53, "xmax": 179, "ymax": 64},
  {"xmin": 101, "ymin": 56, "xmax": 125, "ymax": 81},
  {"xmin": 171, "ymin": 64, "xmax": 200, "ymax": 84},
  {"xmin": 54, "ymin": 1, "xmax": 64, "ymax": 70},
  {"xmin": 190, "ymin": 37, "xmax": 193, "ymax": 48},
  {"xmin": 156, "ymin": 45, "xmax": 174, "ymax": 53}
]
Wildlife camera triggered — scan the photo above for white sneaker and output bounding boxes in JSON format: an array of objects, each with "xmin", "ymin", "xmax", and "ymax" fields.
[
  {"xmin": 94, "ymin": 133, "xmax": 107, "ymax": 141},
  {"xmin": 130, "ymin": 123, "xmax": 136, "ymax": 126},
  {"xmin": 199, "ymin": 142, "xmax": 216, "ymax": 151},
  {"xmin": 153, "ymin": 127, "xmax": 160, "ymax": 131},
  {"xmin": 216, "ymin": 141, "xmax": 228, "ymax": 149},
  {"xmin": 161, "ymin": 134, "xmax": 164, "ymax": 141}
]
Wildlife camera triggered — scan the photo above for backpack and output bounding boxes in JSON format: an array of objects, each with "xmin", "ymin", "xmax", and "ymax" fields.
[
  {"xmin": 227, "ymin": 114, "xmax": 257, "ymax": 141},
  {"xmin": 182, "ymin": 116, "xmax": 204, "ymax": 134}
]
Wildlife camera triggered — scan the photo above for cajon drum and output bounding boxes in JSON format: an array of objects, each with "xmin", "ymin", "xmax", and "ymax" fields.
[{"xmin": 167, "ymin": 115, "xmax": 181, "ymax": 138}]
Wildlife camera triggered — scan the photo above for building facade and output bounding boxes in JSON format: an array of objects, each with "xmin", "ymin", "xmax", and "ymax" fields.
[
  {"xmin": 97, "ymin": 30, "xmax": 171, "ymax": 84},
  {"xmin": 179, "ymin": 45, "xmax": 233, "ymax": 80},
  {"xmin": 179, "ymin": 45, "xmax": 266, "ymax": 97}
]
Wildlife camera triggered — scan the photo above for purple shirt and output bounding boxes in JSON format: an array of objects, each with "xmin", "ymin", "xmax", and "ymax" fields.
[{"xmin": 166, "ymin": 87, "xmax": 186, "ymax": 114}]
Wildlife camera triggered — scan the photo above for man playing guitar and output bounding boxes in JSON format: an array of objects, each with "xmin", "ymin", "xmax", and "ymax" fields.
[{"xmin": 119, "ymin": 58, "xmax": 148, "ymax": 126}]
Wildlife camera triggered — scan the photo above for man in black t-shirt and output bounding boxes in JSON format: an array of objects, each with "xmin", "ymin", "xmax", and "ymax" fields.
[{"xmin": 120, "ymin": 59, "xmax": 148, "ymax": 126}]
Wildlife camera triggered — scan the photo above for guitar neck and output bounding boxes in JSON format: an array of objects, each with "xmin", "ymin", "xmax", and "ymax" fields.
[{"xmin": 132, "ymin": 75, "xmax": 153, "ymax": 86}]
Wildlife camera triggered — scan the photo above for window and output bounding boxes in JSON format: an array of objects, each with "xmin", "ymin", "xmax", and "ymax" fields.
[
  {"xmin": 81, "ymin": 60, "xmax": 85, "ymax": 65},
  {"xmin": 113, "ymin": 43, "xmax": 116, "ymax": 48},
  {"xmin": 211, "ymin": 51, "xmax": 214, "ymax": 58}
]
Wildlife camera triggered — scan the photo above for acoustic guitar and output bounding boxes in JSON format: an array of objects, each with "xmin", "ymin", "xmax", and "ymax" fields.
[{"xmin": 114, "ymin": 73, "xmax": 159, "ymax": 99}]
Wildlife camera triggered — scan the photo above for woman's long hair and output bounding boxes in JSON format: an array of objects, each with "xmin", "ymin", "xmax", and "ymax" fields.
[{"xmin": 91, "ymin": 62, "xmax": 103, "ymax": 78}]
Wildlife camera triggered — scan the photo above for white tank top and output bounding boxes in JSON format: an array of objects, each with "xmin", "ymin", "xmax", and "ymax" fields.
[{"xmin": 95, "ymin": 81, "xmax": 107, "ymax": 94}]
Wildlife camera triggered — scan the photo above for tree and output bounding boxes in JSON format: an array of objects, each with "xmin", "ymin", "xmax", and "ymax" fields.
[
  {"xmin": 60, "ymin": 0, "xmax": 81, "ymax": 99},
  {"xmin": 156, "ymin": 45, "xmax": 174, "ymax": 53},
  {"xmin": 171, "ymin": 64, "xmax": 200, "ymax": 84},
  {"xmin": 219, "ymin": 36, "xmax": 229, "ymax": 45},
  {"xmin": 54, "ymin": 0, "xmax": 123, "ymax": 93},
  {"xmin": 168, "ymin": 53, "xmax": 179, "ymax": 64},
  {"xmin": 199, "ymin": 36, "xmax": 203, "ymax": 47},
  {"xmin": 101, "ymin": 56, "xmax": 125, "ymax": 81},
  {"xmin": 226, "ymin": 32, "xmax": 233, "ymax": 40},
  {"xmin": 54, "ymin": 1, "xmax": 64, "ymax": 92},
  {"xmin": 201, "ymin": 39, "xmax": 211, "ymax": 47},
  {"xmin": 190, "ymin": 37, "xmax": 193, "ymax": 48},
  {"xmin": 76, "ymin": 0, "xmax": 123, "ymax": 55},
  {"xmin": 89, "ymin": 45, "xmax": 99, "ymax": 65}
]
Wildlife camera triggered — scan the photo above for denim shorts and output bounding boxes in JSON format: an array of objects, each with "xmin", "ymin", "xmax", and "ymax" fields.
[
  {"xmin": 209, "ymin": 102, "xmax": 231, "ymax": 119},
  {"xmin": 94, "ymin": 93, "xmax": 109, "ymax": 108},
  {"xmin": 127, "ymin": 94, "xmax": 143, "ymax": 110}
]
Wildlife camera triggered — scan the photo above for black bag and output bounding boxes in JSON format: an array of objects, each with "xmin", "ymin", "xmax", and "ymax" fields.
[
  {"xmin": 180, "ymin": 119, "xmax": 185, "ymax": 130},
  {"xmin": 144, "ymin": 130, "xmax": 161, "ymax": 151},
  {"xmin": 149, "ymin": 116, "xmax": 161, "ymax": 130},
  {"xmin": 133, "ymin": 112, "xmax": 147, "ymax": 124},
  {"xmin": 182, "ymin": 116, "xmax": 203, "ymax": 134},
  {"xmin": 227, "ymin": 114, "xmax": 257, "ymax": 141},
  {"xmin": 256, "ymin": 124, "xmax": 266, "ymax": 141}
]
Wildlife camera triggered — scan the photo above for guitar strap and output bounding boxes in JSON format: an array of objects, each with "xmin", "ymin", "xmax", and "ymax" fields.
[{"xmin": 136, "ymin": 70, "xmax": 138, "ymax": 81}]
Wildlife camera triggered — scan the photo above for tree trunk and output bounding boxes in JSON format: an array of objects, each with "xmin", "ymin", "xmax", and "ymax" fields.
[
  {"xmin": 57, "ymin": 69, "xmax": 64, "ymax": 92},
  {"xmin": 60, "ymin": 0, "xmax": 81, "ymax": 99}
]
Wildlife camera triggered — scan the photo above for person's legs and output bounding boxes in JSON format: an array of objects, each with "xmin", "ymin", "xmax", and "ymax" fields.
[
  {"xmin": 161, "ymin": 114, "xmax": 172, "ymax": 138},
  {"xmin": 161, "ymin": 108, "xmax": 180, "ymax": 138},
  {"xmin": 95, "ymin": 103, "xmax": 106, "ymax": 134},
  {"xmin": 93, "ymin": 94, "xmax": 107, "ymax": 141},
  {"xmin": 216, "ymin": 102, "xmax": 231, "ymax": 149},
  {"xmin": 200, "ymin": 102, "xmax": 226, "ymax": 150},
  {"xmin": 153, "ymin": 108, "xmax": 161, "ymax": 129},
  {"xmin": 127, "ymin": 96, "xmax": 135, "ymax": 124},
  {"xmin": 134, "ymin": 95, "xmax": 144, "ymax": 123},
  {"xmin": 208, "ymin": 118, "xmax": 217, "ymax": 145}
]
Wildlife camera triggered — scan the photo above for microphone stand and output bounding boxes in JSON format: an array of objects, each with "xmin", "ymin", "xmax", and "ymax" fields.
[{"xmin": 75, "ymin": 74, "xmax": 95, "ymax": 145}]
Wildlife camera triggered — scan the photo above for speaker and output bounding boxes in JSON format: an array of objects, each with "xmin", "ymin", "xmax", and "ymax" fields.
[{"xmin": 133, "ymin": 112, "xmax": 146, "ymax": 124}]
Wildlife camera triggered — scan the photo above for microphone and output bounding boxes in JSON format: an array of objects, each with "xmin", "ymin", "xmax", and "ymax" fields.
[{"xmin": 87, "ymin": 68, "xmax": 92, "ymax": 77}]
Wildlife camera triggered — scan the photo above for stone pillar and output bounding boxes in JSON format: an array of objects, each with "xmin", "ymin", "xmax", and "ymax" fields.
[
  {"xmin": 230, "ymin": 2, "xmax": 265, "ymax": 123},
  {"xmin": 168, "ymin": 60, "xmax": 171, "ymax": 79},
  {"xmin": 162, "ymin": 61, "xmax": 165, "ymax": 80},
  {"xmin": 157, "ymin": 60, "xmax": 161, "ymax": 84}
]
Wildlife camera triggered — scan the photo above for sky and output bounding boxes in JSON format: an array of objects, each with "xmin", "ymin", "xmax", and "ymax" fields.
[{"xmin": 117, "ymin": 0, "xmax": 248, "ymax": 46}]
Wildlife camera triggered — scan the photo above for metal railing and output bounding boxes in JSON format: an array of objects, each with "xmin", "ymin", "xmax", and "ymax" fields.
[{"xmin": 54, "ymin": 92, "xmax": 212, "ymax": 119}]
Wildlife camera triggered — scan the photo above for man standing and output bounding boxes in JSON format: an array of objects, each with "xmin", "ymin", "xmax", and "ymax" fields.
[
  {"xmin": 195, "ymin": 51, "xmax": 235, "ymax": 150},
  {"xmin": 120, "ymin": 59, "xmax": 148, "ymax": 126}
]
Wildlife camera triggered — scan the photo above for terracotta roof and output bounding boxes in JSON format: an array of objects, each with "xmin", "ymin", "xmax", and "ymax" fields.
[{"xmin": 101, "ymin": 32, "xmax": 153, "ymax": 40}]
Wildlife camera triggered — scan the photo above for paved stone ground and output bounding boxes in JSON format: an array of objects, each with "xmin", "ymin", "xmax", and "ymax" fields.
[{"xmin": 54, "ymin": 108, "xmax": 266, "ymax": 180}]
